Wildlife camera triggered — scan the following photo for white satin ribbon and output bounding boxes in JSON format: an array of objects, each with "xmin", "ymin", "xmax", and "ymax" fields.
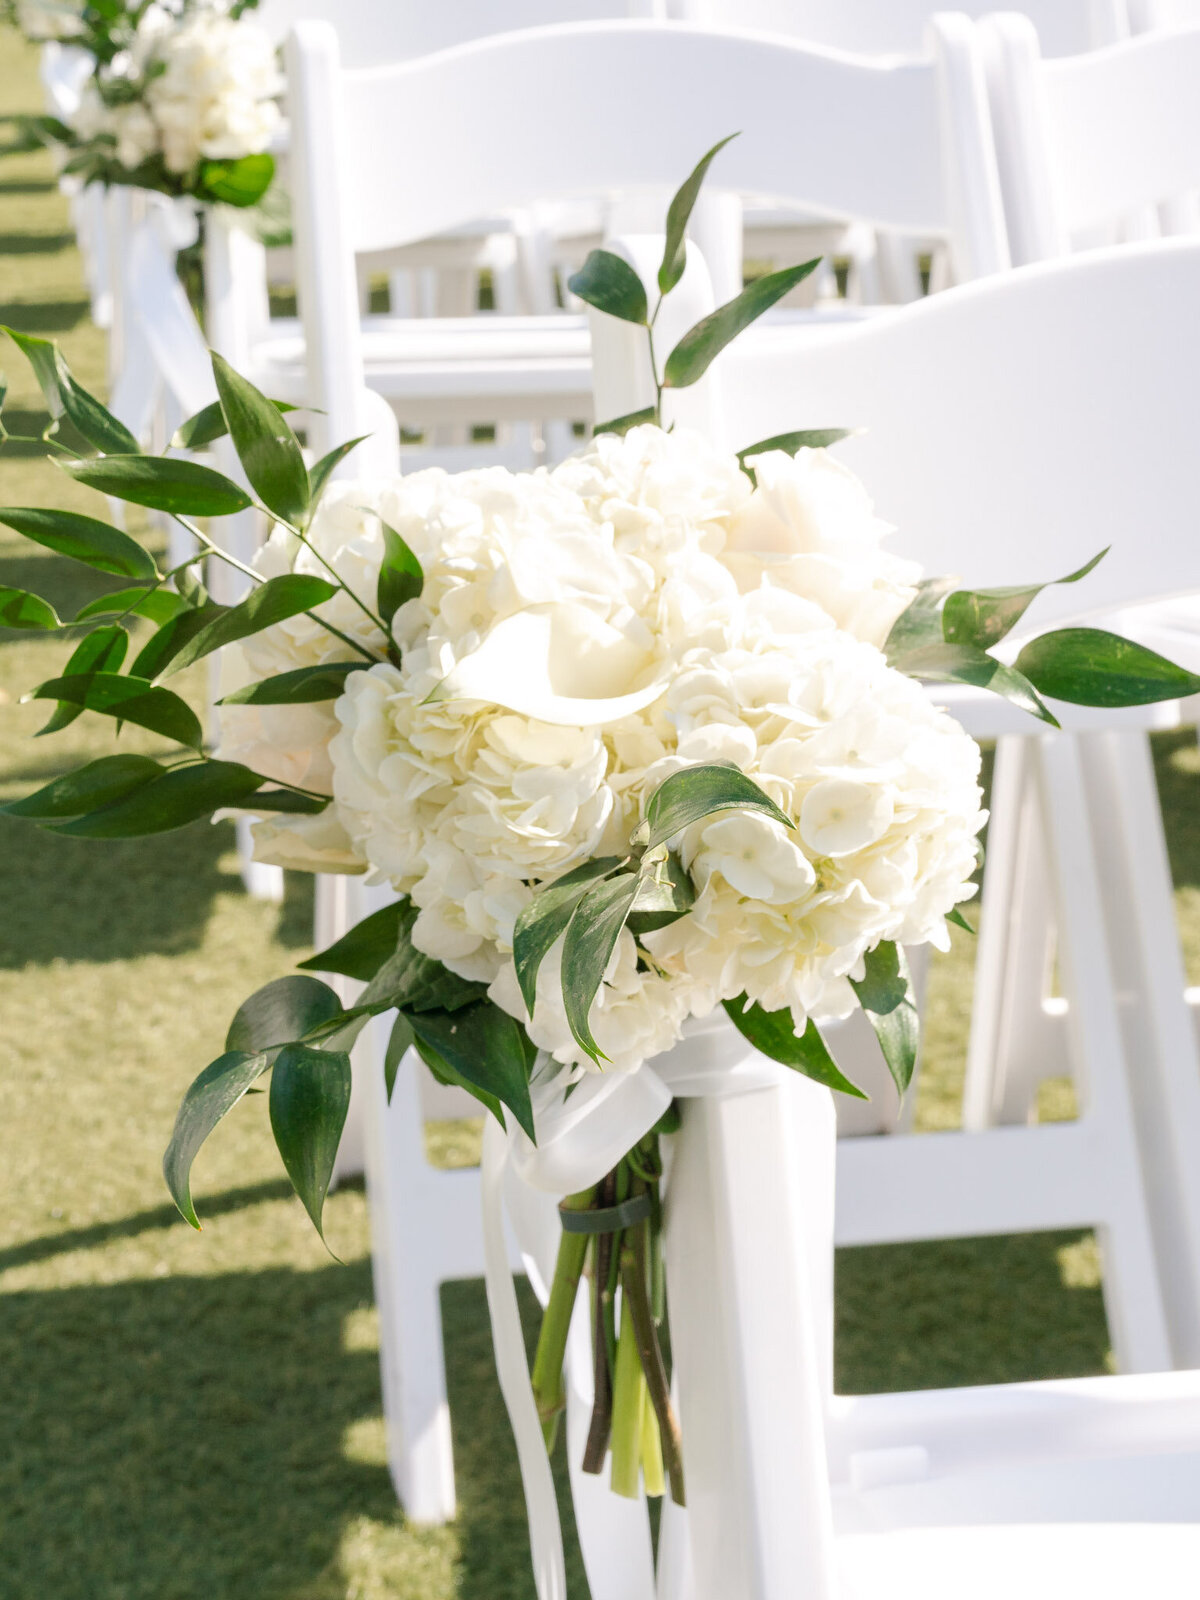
[{"xmin": 482, "ymin": 1010, "xmax": 788, "ymax": 1600}]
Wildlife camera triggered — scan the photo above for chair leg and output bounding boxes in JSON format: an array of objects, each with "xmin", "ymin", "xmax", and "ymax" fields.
[
  {"xmin": 1080, "ymin": 729, "xmax": 1200, "ymax": 1367},
  {"xmin": 1036, "ymin": 734, "xmax": 1173, "ymax": 1374},
  {"xmin": 362, "ymin": 1034, "xmax": 458, "ymax": 1523}
]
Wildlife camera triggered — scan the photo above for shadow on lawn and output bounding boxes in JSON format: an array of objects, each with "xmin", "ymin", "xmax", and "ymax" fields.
[
  {"xmin": 0, "ymin": 1252, "xmax": 590, "ymax": 1600},
  {"xmin": 1, "ymin": 1260, "xmax": 397, "ymax": 1600},
  {"xmin": 0, "ymin": 812, "xmax": 244, "ymax": 967}
]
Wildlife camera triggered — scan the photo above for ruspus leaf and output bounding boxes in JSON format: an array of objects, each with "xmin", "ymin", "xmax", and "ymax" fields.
[
  {"xmin": 659, "ymin": 133, "xmax": 738, "ymax": 296},
  {"xmin": 663, "ymin": 259, "xmax": 821, "ymax": 388},
  {"xmin": 0, "ymin": 506, "xmax": 157, "ymax": 579},
  {"xmin": 723, "ymin": 996, "xmax": 867, "ymax": 1098},
  {"xmin": 211, "ymin": 351, "xmax": 310, "ymax": 528},
  {"xmin": 567, "ymin": 249, "xmax": 648, "ymax": 325},
  {"xmin": 636, "ymin": 762, "xmax": 794, "ymax": 851},
  {"xmin": 269, "ymin": 1043, "xmax": 351, "ymax": 1243}
]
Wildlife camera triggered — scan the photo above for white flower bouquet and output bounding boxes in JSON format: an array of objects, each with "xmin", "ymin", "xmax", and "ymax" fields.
[
  {"xmin": 4, "ymin": 0, "xmax": 279, "ymax": 209},
  {"xmin": 1, "ymin": 142, "xmax": 1194, "ymax": 1563}
]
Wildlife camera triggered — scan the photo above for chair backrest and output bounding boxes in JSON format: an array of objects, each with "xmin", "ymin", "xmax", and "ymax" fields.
[
  {"xmin": 669, "ymin": 0, "xmax": 1124, "ymax": 56},
  {"xmin": 255, "ymin": 0, "xmax": 663, "ymax": 68},
  {"xmin": 284, "ymin": 15, "xmax": 1007, "ymax": 452},
  {"xmin": 708, "ymin": 237, "xmax": 1200, "ymax": 624},
  {"xmin": 985, "ymin": 14, "xmax": 1200, "ymax": 262}
]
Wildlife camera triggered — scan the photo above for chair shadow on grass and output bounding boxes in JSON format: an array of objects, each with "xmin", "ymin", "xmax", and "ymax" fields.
[
  {"xmin": 0, "ymin": 811, "xmax": 245, "ymax": 967},
  {"xmin": 0, "ymin": 1258, "xmax": 399, "ymax": 1600}
]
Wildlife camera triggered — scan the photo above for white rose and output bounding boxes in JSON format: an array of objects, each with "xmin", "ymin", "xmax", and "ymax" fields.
[
  {"xmin": 723, "ymin": 448, "xmax": 920, "ymax": 647},
  {"xmin": 250, "ymin": 809, "xmax": 364, "ymax": 875}
]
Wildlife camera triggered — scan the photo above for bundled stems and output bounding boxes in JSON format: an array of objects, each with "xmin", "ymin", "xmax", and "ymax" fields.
[
  {"xmin": 530, "ymin": 1186, "xmax": 595, "ymax": 1451},
  {"xmin": 582, "ymin": 1170, "xmax": 617, "ymax": 1473},
  {"xmin": 533, "ymin": 1131, "xmax": 685, "ymax": 1506},
  {"xmin": 609, "ymin": 1292, "xmax": 644, "ymax": 1498},
  {"xmin": 622, "ymin": 1220, "xmax": 685, "ymax": 1503}
]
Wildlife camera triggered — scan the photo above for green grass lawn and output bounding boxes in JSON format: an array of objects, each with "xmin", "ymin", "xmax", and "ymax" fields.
[{"xmin": 4, "ymin": 23, "xmax": 1200, "ymax": 1599}]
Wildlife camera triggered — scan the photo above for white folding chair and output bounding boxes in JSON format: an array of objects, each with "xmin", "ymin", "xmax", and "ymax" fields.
[
  {"xmin": 579, "ymin": 235, "xmax": 1200, "ymax": 1600},
  {"xmin": 948, "ymin": 15, "xmax": 1200, "ymax": 1358},
  {"xmin": 283, "ymin": 8, "xmax": 1010, "ymax": 1519},
  {"xmin": 666, "ymin": 0, "xmax": 1128, "ymax": 303}
]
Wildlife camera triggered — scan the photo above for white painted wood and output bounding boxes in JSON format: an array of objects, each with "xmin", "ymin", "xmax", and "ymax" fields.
[{"xmin": 667, "ymin": 0, "xmax": 1117, "ymax": 57}]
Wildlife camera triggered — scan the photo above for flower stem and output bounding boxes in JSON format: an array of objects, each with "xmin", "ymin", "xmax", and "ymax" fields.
[
  {"xmin": 609, "ymin": 1290, "xmax": 644, "ymax": 1499},
  {"xmin": 640, "ymin": 1382, "xmax": 665, "ymax": 1498},
  {"xmin": 582, "ymin": 1226, "xmax": 615, "ymax": 1474},
  {"xmin": 622, "ymin": 1223, "xmax": 686, "ymax": 1505},
  {"xmin": 530, "ymin": 1186, "xmax": 594, "ymax": 1452}
]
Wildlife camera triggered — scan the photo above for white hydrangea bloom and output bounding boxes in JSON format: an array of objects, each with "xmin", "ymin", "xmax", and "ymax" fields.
[
  {"xmin": 144, "ymin": 7, "xmax": 281, "ymax": 173},
  {"xmin": 225, "ymin": 427, "xmax": 984, "ymax": 1076},
  {"xmin": 68, "ymin": 4, "xmax": 281, "ymax": 177},
  {"xmin": 15, "ymin": 0, "xmax": 86, "ymax": 40}
]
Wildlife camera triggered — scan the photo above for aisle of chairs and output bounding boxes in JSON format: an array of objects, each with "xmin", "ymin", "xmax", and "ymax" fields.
[{"xmin": 44, "ymin": 4, "xmax": 1200, "ymax": 1593}]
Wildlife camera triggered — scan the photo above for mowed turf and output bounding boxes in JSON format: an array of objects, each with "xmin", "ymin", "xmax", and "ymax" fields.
[{"xmin": 4, "ymin": 24, "xmax": 1200, "ymax": 1599}]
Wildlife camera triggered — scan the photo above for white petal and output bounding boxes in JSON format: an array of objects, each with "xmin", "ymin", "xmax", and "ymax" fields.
[{"xmin": 429, "ymin": 603, "xmax": 670, "ymax": 726}]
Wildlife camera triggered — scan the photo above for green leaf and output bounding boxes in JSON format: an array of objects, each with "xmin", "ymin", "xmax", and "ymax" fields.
[
  {"xmin": 406, "ymin": 1001, "xmax": 535, "ymax": 1139},
  {"xmin": 161, "ymin": 573, "xmax": 338, "ymax": 677},
  {"xmin": 384, "ymin": 1013, "xmax": 415, "ymax": 1102},
  {"xmin": 309, "ymin": 438, "xmax": 370, "ymax": 508},
  {"xmin": 946, "ymin": 907, "xmax": 976, "ymax": 934},
  {"xmin": 366, "ymin": 903, "xmax": 484, "ymax": 1015},
  {"xmin": 592, "ymin": 406, "xmax": 657, "ymax": 438},
  {"xmin": 176, "ymin": 563, "xmax": 209, "ymax": 609},
  {"xmin": 226, "ymin": 974, "xmax": 344, "ymax": 1055},
  {"xmin": 130, "ymin": 600, "xmax": 228, "ymax": 681},
  {"xmin": 218, "ymin": 661, "xmax": 361, "ymax": 706},
  {"xmin": 884, "ymin": 577, "xmax": 959, "ymax": 661},
  {"xmin": 163, "ymin": 1049, "xmax": 272, "ymax": 1228},
  {"xmin": 942, "ymin": 550, "xmax": 1108, "ymax": 652},
  {"xmin": 60, "ymin": 455, "xmax": 252, "ymax": 517},
  {"xmin": 269, "ymin": 1043, "xmax": 351, "ymax": 1242},
  {"xmin": 3, "ymin": 332, "xmax": 140, "ymax": 453},
  {"xmin": 736, "ymin": 427, "xmax": 851, "ymax": 486},
  {"xmin": 636, "ymin": 762, "xmax": 794, "ymax": 851},
  {"xmin": 1014, "ymin": 628, "xmax": 1200, "ymax": 707},
  {"xmin": 299, "ymin": 899, "xmax": 407, "ymax": 982},
  {"xmin": 659, "ymin": 133, "xmax": 739, "ymax": 296},
  {"xmin": 172, "ymin": 396, "xmax": 299, "ymax": 451},
  {"xmin": 200, "ymin": 151, "xmax": 275, "ymax": 208},
  {"xmin": 0, "ymin": 584, "xmax": 60, "ymax": 630},
  {"xmin": 74, "ymin": 585, "xmax": 185, "ymax": 626},
  {"xmin": 211, "ymin": 351, "xmax": 310, "ymax": 528},
  {"xmin": 2, "ymin": 326, "xmax": 67, "ymax": 416},
  {"xmin": 722, "ymin": 996, "xmax": 867, "ymax": 1098},
  {"xmin": 561, "ymin": 870, "xmax": 642, "ymax": 1063},
  {"xmin": 377, "ymin": 522, "xmax": 423, "ymax": 628},
  {"xmin": 513, "ymin": 857, "xmax": 625, "ymax": 1015},
  {"xmin": 3, "ymin": 753, "xmax": 162, "ymax": 818},
  {"xmin": 56, "ymin": 366, "xmax": 140, "ymax": 455},
  {"xmin": 567, "ymin": 249, "xmax": 648, "ymax": 325},
  {"xmin": 30, "ymin": 671, "xmax": 204, "ymax": 749},
  {"xmin": 849, "ymin": 942, "xmax": 919, "ymax": 1096},
  {"xmin": 627, "ymin": 851, "xmax": 695, "ymax": 935},
  {"xmin": 411, "ymin": 1030, "xmax": 503, "ymax": 1124},
  {"xmin": 892, "ymin": 642, "xmax": 1059, "ymax": 728},
  {"xmin": 48, "ymin": 759, "xmax": 265, "ymax": 837},
  {"xmin": 0, "ymin": 506, "xmax": 157, "ymax": 579},
  {"xmin": 663, "ymin": 259, "xmax": 821, "ymax": 388},
  {"xmin": 250, "ymin": 788, "xmax": 329, "ymax": 814},
  {"xmin": 37, "ymin": 622, "xmax": 128, "ymax": 735}
]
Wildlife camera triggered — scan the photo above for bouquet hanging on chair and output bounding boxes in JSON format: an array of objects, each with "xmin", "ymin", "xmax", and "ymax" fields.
[
  {"xmin": 3, "ymin": 0, "xmax": 278, "ymax": 208},
  {"xmin": 1, "ymin": 137, "xmax": 1195, "ymax": 1509}
]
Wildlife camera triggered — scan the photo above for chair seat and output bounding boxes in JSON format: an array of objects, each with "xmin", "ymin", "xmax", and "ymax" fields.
[
  {"xmin": 837, "ymin": 1520, "xmax": 1200, "ymax": 1599},
  {"xmin": 248, "ymin": 312, "xmax": 594, "ymax": 424},
  {"xmin": 248, "ymin": 306, "xmax": 882, "ymax": 428}
]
